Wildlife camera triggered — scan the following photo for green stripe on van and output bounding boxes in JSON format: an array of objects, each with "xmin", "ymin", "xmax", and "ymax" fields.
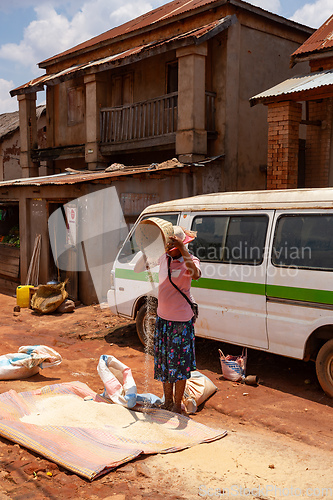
[
  {"xmin": 115, "ymin": 268, "xmax": 264, "ymax": 295},
  {"xmin": 115, "ymin": 268, "xmax": 159, "ymax": 282},
  {"xmin": 115, "ymin": 268, "xmax": 333, "ymax": 305},
  {"xmin": 266, "ymin": 284, "xmax": 333, "ymax": 305},
  {"xmin": 191, "ymin": 277, "xmax": 265, "ymax": 295}
]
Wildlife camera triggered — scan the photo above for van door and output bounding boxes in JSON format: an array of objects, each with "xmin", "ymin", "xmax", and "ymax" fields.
[
  {"xmin": 266, "ymin": 210, "xmax": 333, "ymax": 359},
  {"xmin": 188, "ymin": 211, "xmax": 273, "ymax": 348}
]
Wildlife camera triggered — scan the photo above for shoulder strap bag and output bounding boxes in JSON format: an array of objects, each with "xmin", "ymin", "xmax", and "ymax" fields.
[{"xmin": 167, "ymin": 256, "xmax": 199, "ymax": 323}]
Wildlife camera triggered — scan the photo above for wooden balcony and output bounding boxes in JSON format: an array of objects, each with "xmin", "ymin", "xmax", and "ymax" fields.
[{"xmin": 100, "ymin": 91, "xmax": 216, "ymax": 153}]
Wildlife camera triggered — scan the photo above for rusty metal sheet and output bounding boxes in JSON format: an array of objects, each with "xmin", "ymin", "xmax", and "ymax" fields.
[
  {"xmin": 250, "ymin": 69, "xmax": 333, "ymax": 106},
  {"xmin": 0, "ymin": 160, "xmax": 187, "ymax": 188},
  {"xmin": 292, "ymin": 14, "xmax": 333, "ymax": 58},
  {"xmin": 40, "ymin": 0, "xmax": 219, "ymax": 66},
  {"xmin": 11, "ymin": 17, "xmax": 231, "ymax": 97}
]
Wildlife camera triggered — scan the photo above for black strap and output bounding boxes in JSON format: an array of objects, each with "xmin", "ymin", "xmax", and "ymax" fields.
[{"xmin": 167, "ymin": 255, "xmax": 194, "ymax": 309}]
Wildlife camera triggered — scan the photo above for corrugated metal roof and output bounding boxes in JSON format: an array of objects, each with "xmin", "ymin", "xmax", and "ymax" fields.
[
  {"xmin": 0, "ymin": 111, "xmax": 20, "ymax": 141},
  {"xmin": 0, "ymin": 156, "xmax": 221, "ymax": 188},
  {"xmin": 10, "ymin": 46, "xmax": 146, "ymax": 95},
  {"xmin": 39, "ymin": 0, "xmax": 221, "ymax": 66},
  {"xmin": 0, "ymin": 160, "xmax": 189, "ymax": 188},
  {"xmin": 39, "ymin": 0, "xmax": 312, "ymax": 68},
  {"xmin": 0, "ymin": 105, "xmax": 45, "ymax": 140},
  {"xmin": 250, "ymin": 69, "xmax": 333, "ymax": 106},
  {"xmin": 292, "ymin": 14, "xmax": 333, "ymax": 61},
  {"xmin": 11, "ymin": 17, "xmax": 232, "ymax": 97}
]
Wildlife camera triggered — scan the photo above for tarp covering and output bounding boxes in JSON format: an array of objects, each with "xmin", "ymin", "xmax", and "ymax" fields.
[{"xmin": 0, "ymin": 381, "xmax": 227, "ymax": 480}]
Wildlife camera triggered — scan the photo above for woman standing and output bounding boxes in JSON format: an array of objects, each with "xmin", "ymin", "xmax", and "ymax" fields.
[{"xmin": 153, "ymin": 226, "xmax": 201, "ymax": 414}]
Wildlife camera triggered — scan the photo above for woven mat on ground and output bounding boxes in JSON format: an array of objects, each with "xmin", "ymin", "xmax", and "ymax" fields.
[{"xmin": 0, "ymin": 381, "xmax": 227, "ymax": 480}]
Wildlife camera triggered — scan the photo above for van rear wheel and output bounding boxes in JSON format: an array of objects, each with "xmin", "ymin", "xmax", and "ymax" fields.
[
  {"xmin": 136, "ymin": 302, "xmax": 157, "ymax": 349},
  {"xmin": 316, "ymin": 339, "xmax": 333, "ymax": 398}
]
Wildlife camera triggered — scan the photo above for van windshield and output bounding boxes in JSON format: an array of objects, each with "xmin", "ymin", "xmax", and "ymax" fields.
[{"xmin": 118, "ymin": 213, "xmax": 179, "ymax": 263}]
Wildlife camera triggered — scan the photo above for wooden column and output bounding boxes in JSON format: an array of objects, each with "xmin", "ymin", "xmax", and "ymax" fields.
[
  {"xmin": 176, "ymin": 44, "xmax": 207, "ymax": 163},
  {"xmin": 84, "ymin": 74, "xmax": 108, "ymax": 170},
  {"xmin": 17, "ymin": 93, "xmax": 39, "ymax": 178}
]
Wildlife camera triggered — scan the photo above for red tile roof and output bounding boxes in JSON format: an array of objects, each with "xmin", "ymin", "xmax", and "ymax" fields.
[{"xmin": 292, "ymin": 14, "xmax": 333, "ymax": 60}]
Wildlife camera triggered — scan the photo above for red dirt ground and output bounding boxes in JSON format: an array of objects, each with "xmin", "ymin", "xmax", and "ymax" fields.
[{"xmin": 0, "ymin": 292, "xmax": 332, "ymax": 499}]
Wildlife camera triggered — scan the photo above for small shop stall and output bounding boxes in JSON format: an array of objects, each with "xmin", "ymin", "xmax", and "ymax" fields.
[{"xmin": 0, "ymin": 203, "xmax": 20, "ymax": 283}]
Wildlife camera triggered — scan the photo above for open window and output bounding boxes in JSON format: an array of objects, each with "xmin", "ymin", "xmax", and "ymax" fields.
[{"xmin": 166, "ymin": 61, "xmax": 178, "ymax": 94}]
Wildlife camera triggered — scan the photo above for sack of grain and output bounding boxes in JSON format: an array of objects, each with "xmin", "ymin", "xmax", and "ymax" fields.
[
  {"xmin": 0, "ymin": 345, "xmax": 62, "ymax": 380},
  {"xmin": 182, "ymin": 371, "xmax": 218, "ymax": 414},
  {"xmin": 97, "ymin": 355, "xmax": 137, "ymax": 408}
]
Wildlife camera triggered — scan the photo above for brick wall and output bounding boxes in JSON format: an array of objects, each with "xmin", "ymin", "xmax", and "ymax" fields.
[
  {"xmin": 310, "ymin": 57, "xmax": 333, "ymax": 72},
  {"xmin": 305, "ymin": 98, "xmax": 332, "ymax": 187},
  {"xmin": 267, "ymin": 101, "xmax": 302, "ymax": 189}
]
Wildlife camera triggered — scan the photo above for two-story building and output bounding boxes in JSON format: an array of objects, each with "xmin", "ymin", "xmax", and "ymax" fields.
[
  {"xmin": 2, "ymin": 0, "xmax": 314, "ymax": 302},
  {"xmin": 10, "ymin": 0, "xmax": 312, "ymax": 192}
]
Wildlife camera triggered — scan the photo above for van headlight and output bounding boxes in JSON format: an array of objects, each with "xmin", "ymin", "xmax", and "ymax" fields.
[{"xmin": 110, "ymin": 271, "xmax": 115, "ymax": 290}]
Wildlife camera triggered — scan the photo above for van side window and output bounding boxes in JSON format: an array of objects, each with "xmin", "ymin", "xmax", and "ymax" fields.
[
  {"xmin": 118, "ymin": 213, "xmax": 179, "ymax": 263},
  {"xmin": 272, "ymin": 214, "xmax": 333, "ymax": 270},
  {"xmin": 190, "ymin": 215, "xmax": 268, "ymax": 265},
  {"xmin": 224, "ymin": 216, "xmax": 268, "ymax": 265},
  {"xmin": 190, "ymin": 216, "xmax": 228, "ymax": 261}
]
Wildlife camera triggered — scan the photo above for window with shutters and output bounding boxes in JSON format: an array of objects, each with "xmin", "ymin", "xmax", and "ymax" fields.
[{"xmin": 67, "ymin": 86, "xmax": 84, "ymax": 126}]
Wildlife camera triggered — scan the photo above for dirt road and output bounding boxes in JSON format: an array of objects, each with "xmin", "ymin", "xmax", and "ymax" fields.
[{"xmin": 0, "ymin": 292, "xmax": 332, "ymax": 499}]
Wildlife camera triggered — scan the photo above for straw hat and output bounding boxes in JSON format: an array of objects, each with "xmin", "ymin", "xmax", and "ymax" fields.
[
  {"xmin": 135, "ymin": 218, "xmax": 197, "ymax": 259},
  {"xmin": 135, "ymin": 217, "xmax": 174, "ymax": 260},
  {"xmin": 172, "ymin": 226, "xmax": 196, "ymax": 245}
]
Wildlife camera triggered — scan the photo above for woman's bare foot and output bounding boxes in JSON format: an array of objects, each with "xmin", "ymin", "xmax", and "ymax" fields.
[
  {"xmin": 160, "ymin": 401, "xmax": 174, "ymax": 411},
  {"xmin": 171, "ymin": 403, "xmax": 183, "ymax": 414}
]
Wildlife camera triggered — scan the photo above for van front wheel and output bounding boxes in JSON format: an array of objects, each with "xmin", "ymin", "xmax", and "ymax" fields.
[
  {"xmin": 136, "ymin": 302, "xmax": 157, "ymax": 348},
  {"xmin": 316, "ymin": 339, "xmax": 333, "ymax": 398}
]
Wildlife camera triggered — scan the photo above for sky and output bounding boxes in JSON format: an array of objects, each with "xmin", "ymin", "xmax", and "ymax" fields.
[{"xmin": 0, "ymin": 0, "xmax": 332, "ymax": 114}]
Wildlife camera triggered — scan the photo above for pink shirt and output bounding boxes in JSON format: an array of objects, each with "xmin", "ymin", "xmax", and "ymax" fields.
[{"xmin": 156, "ymin": 253, "xmax": 201, "ymax": 322}]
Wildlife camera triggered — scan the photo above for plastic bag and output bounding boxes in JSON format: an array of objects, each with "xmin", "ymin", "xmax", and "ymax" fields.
[
  {"xmin": 182, "ymin": 371, "xmax": 218, "ymax": 414},
  {"xmin": 219, "ymin": 348, "xmax": 247, "ymax": 382},
  {"xmin": 0, "ymin": 345, "xmax": 62, "ymax": 380},
  {"xmin": 136, "ymin": 393, "xmax": 163, "ymax": 407},
  {"xmin": 97, "ymin": 355, "xmax": 137, "ymax": 408}
]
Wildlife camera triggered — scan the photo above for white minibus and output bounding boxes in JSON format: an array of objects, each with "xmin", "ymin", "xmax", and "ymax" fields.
[{"xmin": 107, "ymin": 188, "xmax": 333, "ymax": 397}]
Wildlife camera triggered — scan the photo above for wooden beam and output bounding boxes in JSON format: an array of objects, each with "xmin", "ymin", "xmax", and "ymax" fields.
[
  {"xmin": 100, "ymin": 133, "xmax": 176, "ymax": 153},
  {"xmin": 31, "ymin": 145, "xmax": 85, "ymax": 161}
]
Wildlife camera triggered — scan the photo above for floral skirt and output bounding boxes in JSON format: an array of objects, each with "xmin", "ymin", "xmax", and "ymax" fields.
[{"xmin": 154, "ymin": 316, "xmax": 196, "ymax": 383}]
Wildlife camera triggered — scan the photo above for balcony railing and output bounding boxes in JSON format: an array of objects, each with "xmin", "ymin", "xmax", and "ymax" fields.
[{"xmin": 100, "ymin": 91, "xmax": 216, "ymax": 145}]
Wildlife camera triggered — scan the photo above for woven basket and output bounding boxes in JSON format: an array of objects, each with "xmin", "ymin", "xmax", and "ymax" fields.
[
  {"xmin": 135, "ymin": 217, "xmax": 174, "ymax": 260},
  {"xmin": 31, "ymin": 281, "xmax": 68, "ymax": 314}
]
